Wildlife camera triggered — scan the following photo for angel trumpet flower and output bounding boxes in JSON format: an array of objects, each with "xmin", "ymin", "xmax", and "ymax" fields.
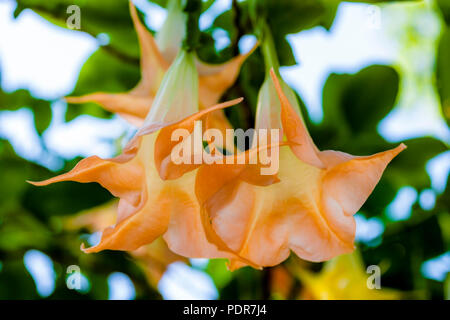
[
  {"xmin": 66, "ymin": 0, "xmax": 257, "ymax": 137},
  {"xmin": 195, "ymin": 69, "xmax": 406, "ymax": 270},
  {"xmin": 65, "ymin": 201, "xmax": 187, "ymax": 287},
  {"xmin": 29, "ymin": 49, "xmax": 245, "ymax": 261}
]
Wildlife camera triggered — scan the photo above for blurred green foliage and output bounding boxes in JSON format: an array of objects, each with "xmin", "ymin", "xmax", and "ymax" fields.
[
  {"xmin": 0, "ymin": 0, "xmax": 448, "ymax": 299},
  {"xmin": 437, "ymin": 0, "xmax": 450, "ymax": 126}
]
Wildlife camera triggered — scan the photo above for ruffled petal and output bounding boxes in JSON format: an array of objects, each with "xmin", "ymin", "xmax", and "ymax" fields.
[
  {"xmin": 201, "ymin": 148, "xmax": 351, "ymax": 267},
  {"xmin": 195, "ymin": 143, "xmax": 286, "ymax": 268},
  {"xmin": 270, "ymin": 69, "xmax": 324, "ymax": 168},
  {"xmin": 64, "ymin": 201, "xmax": 185, "ymax": 286},
  {"xmin": 321, "ymin": 144, "xmax": 406, "ymax": 216},
  {"xmin": 195, "ymin": 150, "xmax": 281, "ymax": 206},
  {"xmin": 64, "ymin": 201, "xmax": 119, "ymax": 232},
  {"xmin": 199, "ymin": 100, "xmax": 406, "ymax": 267},
  {"xmin": 65, "ymin": 93, "xmax": 151, "ymax": 126},
  {"xmin": 65, "ymin": 2, "xmax": 168, "ymax": 124},
  {"xmin": 129, "ymin": 0, "xmax": 169, "ymax": 87},
  {"xmin": 210, "ymin": 146, "xmax": 405, "ymax": 266},
  {"xmin": 162, "ymin": 172, "xmax": 235, "ymax": 259},
  {"xmin": 197, "ymin": 43, "xmax": 258, "ymax": 151},
  {"xmin": 81, "ymin": 184, "xmax": 171, "ymax": 252},
  {"xmin": 154, "ymin": 98, "xmax": 243, "ymax": 180},
  {"xmin": 83, "ymin": 133, "xmax": 237, "ymax": 259},
  {"xmin": 28, "ymin": 137, "xmax": 144, "ymax": 209},
  {"xmin": 198, "ymin": 43, "xmax": 258, "ymax": 108}
]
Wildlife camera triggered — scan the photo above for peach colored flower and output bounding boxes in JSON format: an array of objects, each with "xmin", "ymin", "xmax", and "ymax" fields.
[
  {"xmin": 66, "ymin": 1, "xmax": 257, "ymax": 142},
  {"xmin": 195, "ymin": 69, "xmax": 406, "ymax": 270},
  {"xmin": 65, "ymin": 201, "xmax": 186, "ymax": 287},
  {"xmin": 29, "ymin": 50, "xmax": 249, "ymax": 264}
]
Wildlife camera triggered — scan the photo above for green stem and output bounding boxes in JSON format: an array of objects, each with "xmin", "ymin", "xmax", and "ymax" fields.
[
  {"xmin": 182, "ymin": 0, "xmax": 202, "ymax": 52},
  {"xmin": 167, "ymin": 0, "xmax": 182, "ymax": 11},
  {"xmin": 249, "ymin": 0, "xmax": 280, "ymax": 75},
  {"xmin": 261, "ymin": 23, "xmax": 280, "ymax": 75}
]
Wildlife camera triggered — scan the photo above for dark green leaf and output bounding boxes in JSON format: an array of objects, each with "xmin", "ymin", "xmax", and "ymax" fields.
[
  {"xmin": 0, "ymin": 89, "xmax": 52, "ymax": 134},
  {"xmin": 437, "ymin": 0, "xmax": 450, "ymax": 26},
  {"xmin": 388, "ymin": 137, "xmax": 448, "ymax": 188},
  {"xmin": 322, "ymin": 65, "xmax": 400, "ymax": 135}
]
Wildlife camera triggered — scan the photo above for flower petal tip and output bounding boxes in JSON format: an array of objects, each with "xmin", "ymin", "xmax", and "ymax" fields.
[
  {"xmin": 64, "ymin": 96, "xmax": 84, "ymax": 104},
  {"xmin": 223, "ymin": 97, "xmax": 244, "ymax": 106},
  {"xmin": 201, "ymin": 97, "xmax": 244, "ymax": 116},
  {"xmin": 242, "ymin": 41, "xmax": 259, "ymax": 57},
  {"xmin": 26, "ymin": 179, "xmax": 47, "ymax": 187},
  {"xmin": 391, "ymin": 143, "xmax": 407, "ymax": 157},
  {"xmin": 80, "ymin": 242, "xmax": 95, "ymax": 254}
]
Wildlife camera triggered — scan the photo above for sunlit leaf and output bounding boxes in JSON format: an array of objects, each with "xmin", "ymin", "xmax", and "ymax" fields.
[{"xmin": 436, "ymin": 27, "xmax": 450, "ymax": 126}]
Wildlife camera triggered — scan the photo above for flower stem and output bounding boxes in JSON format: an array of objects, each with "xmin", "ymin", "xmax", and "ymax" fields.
[
  {"xmin": 261, "ymin": 23, "xmax": 280, "ymax": 76},
  {"xmin": 182, "ymin": 0, "xmax": 202, "ymax": 52}
]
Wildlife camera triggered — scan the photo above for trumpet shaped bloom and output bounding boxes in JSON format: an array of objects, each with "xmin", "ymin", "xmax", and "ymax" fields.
[
  {"xmin": 30, "ymin": 50, "xmax": 245, "ymax": 261},
  {"xmin": 195, "ymin": 69, "xmax": 406, "ymax": 269},
  {"xmin": 66, "ymin": 1, "xmax": 256, "ymax": 133},
  {"xmin": 65, "ymin": 201, "xmax": 186, "ymax": 287}
]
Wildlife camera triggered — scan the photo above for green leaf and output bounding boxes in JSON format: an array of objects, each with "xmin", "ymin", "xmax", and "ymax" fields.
[
  {"xmin": 320, "ymin": 0, "xmax": 340, "ymax": 30},
  {"xmin": 437, "ymin": 0, "xmax": 450, "ymax": 26},
  {"xmin": 361, "ymin": 178, "xmax": 398, "ymax": 217},
  {"xmin": 363, "ymin": 214, "xmax": 444, "ymax": 296},
  {"xmin": 436, "ymin": 27, "xmax": 450, "ymax": 126},
  {"xmin": 246, "ymin": 0, "xmax": 343, "ymax": 66},
  {"xmin": 345, "ymin": 0, "xmax": 421, "ymax": 3},
  {"xmin": 0, "ymin": 140, "xmax": 37, "ymax": 214},
  {"xmin": 145, "ymin": 0, "xmax": 168, "ymax": 8},
  {"xmin": 196, "ymin": 31, "xmax": 235, "ymax": 64},
  {"xmin": 445, "ymin": 274, "xmax": 450, "ymax": 300},
  {"xmin": 274, "ymin": 36, "xmax": 297, "ymax": 66},
  {"xmin": 437, "ymin": 211, "xmax": 450, "ymax": 249},
  {"xmin": 0, "ymin": 260, "xmax": 40, "ymax": 299},
  {"xmin": 15, "ymin": 0, "xmax": 141, "ymax": 60},
  {"xmin": 65, "ymin": 49, "xmax": 140, "ymax": 121},
  {"xmin": 388, "ymin": 137, "xmax": 448, "ymax": 189},
  {"xmin": 257, "ymin": 0, "xmax": 327, "ymax": 35},
  {"xmin": 0, "ymin": 89, "xmax": 52, "ymax": 134},
  {"xmin": 322, "ymin": 65, "xmax": 400, "ymax": 135},
  {"xmin": 213, "ymin": 9, "xmax": 237, "ymax": 45},
  {"xmin": 0, "ymin": 88, "xmax": 46, "ymax": 111},
  {"xmin": 33, "ymin": 102, "xmax": 52, "ymax": 134},
  {"xmin": 220, "ymin": 267, "xmax": 264, "ymax": 299},
  {"xmin": 0, "ymin": 212, "xmax": 51, "ymax": 251},
  {"xmin": 204, "ymin": 259, "xmax": 232, "ymax": 290}
]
